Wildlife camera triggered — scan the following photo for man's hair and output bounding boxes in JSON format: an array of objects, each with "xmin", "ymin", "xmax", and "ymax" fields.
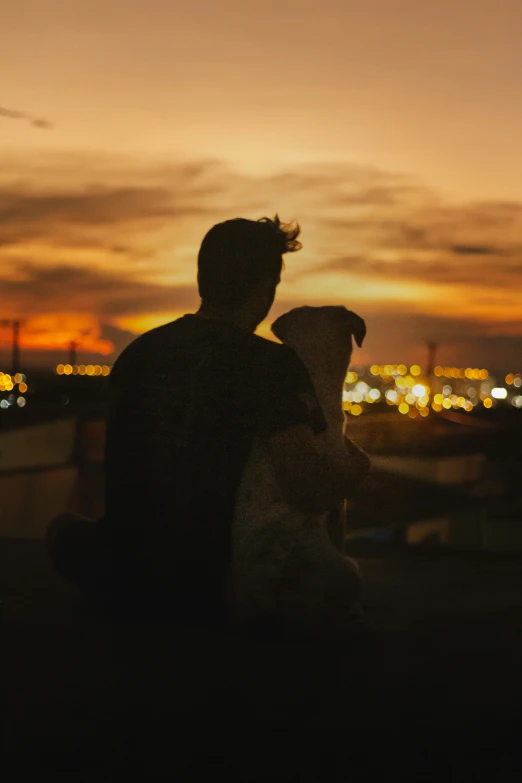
[{"xmin": 197, "ymin": 214, "xmax": 302, "ymax": 309}]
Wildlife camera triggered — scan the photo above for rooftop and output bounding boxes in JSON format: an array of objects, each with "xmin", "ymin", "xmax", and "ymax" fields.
[{"xmin": 3, "ymin": 537, "xmax": 522, "ymax": 778}]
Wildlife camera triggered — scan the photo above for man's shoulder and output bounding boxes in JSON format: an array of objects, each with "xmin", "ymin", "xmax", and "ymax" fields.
[
  {"xmin": 110, "ymin": 318, "xmax": 189, "ymax": 374},
  {"xmin": 250, "ymin": 332, "xmax": 302, "ymax": 366}
]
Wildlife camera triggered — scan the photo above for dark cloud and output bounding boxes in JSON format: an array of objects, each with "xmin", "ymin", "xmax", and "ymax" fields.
[
  {"xmin": 450, "ymin": 245, "xmax": 501, "ymax": 256},
  {"xmin": 0, "ymin": 106, "xmax": 53, "ymax": 129},
  {"xmin": 0, "ymin": 184, "xmax": 214, "ymax": 249},
  {"xmin": 317, "ymin": 254, "xmax": 522, "ymax": 289},
  {"xmin": 0, "ymin": 262, "xmax": 199, "ymax": 318}
]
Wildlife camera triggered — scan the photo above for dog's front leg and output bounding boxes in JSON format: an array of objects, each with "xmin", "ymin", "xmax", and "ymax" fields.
[{"xmin": 325, "ymin": 501, "xmax": 347, "ymax": 551}]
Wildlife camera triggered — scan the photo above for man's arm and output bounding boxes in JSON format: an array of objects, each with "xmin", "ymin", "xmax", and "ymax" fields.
[{"xmin": 264, "ymin": 423, "xmax": 370, "ymax": 515}]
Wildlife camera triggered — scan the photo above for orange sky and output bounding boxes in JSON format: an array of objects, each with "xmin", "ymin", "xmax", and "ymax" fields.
[{"xmin": 1, "ymin": 0, "xmax": 521, "ymax": 371}]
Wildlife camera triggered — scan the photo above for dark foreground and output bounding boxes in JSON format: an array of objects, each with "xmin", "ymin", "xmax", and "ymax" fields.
[{"xmin": 2, "ymin": 538, "xmax": 522, "ymax": 781}]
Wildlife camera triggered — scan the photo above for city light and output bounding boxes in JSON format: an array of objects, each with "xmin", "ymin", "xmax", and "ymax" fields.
[
  {"xmin": 11, "ymin": 361, "xmax": 518, "ymax": 422},
  {"xmin": 55, "ymin": 363, "xmax": 111, "ymax": 376},
  {"xmin": 491, "ymin": 388, "xmax": 508, "ymax": 399},
  {"xmin": 412, "ymin": 384, "xmax": 428, "ymax": 397}
]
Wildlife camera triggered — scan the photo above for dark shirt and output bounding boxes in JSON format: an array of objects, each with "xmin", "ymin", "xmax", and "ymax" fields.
[{"xmin": 101, "ymin": 313, "xmax": 327, "ymax": 620}]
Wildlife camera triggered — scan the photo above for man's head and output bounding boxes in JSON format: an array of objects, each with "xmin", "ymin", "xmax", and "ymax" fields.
[{"xmin": 197, "ymin": 214, "xmax": 302, "ymax": 329}]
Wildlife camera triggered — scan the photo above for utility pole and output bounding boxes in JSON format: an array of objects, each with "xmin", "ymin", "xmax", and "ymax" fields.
[
  {"xmin": 68, "ymin": 340, "xmax": 78, "ymax": 367},
  {"xmin": 0, "ymin": 319, "xmax": 25, "ymax": 375}
]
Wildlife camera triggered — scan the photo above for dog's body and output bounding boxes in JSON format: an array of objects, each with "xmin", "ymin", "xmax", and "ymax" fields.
[{"xmin": 226, "ymin": 306, "xmax": 369, "ymax": 639}]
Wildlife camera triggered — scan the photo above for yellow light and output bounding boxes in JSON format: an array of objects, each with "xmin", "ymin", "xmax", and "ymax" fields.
[
  {"xmin": 412, "ymin": 383, "xmax": 427, "ymax": 397},
  {"xmin": 64, "ymin": 364, "xmax": 72, "ymax": 375},
  {"xmin": 78, "ymin": 365, "xmax": 86, "ymax": 375},
  {"xmin": 405, "ymin": 393, "xmax": 416, "ymax": 405},
  {"xmin": 472, "ymin": 368, "xmax": 480, "ymax": 380},
  {"xmin": 434, "ymin": 366, "xmax": 443, "ymax": 377},
  {"xmin": 432, "ymin": 401, "xmax": 442, "ymax": 411},
  {"xmin": 479, "ymin": 369, "xmax": 488, "ymax": 380},
  {"xmin": 483, "ymin": 398, "xmax": 493, "ymax": 408},
  {"xmin": 506, "ymin": 374, "xmax": 514, "ymax": 385},
  {"xmin": 368, "ymin": 388, "xmax": 381, "ymax": 401},
  {"xmin": 72, "ymin": 365, "xmax": 79, "ymax": 375},
  {"xmin": 410, "ymin": 365, "xmax": 421, "ymax": 376},
  {"xmin": 465, "ymin": 368, "xmax": 473, "ymax": 379},
  {"xmin": 18, "ymin": 382, "xmax": 27, "ymax": 393},
  {"xmin": 101, "ymin": 366, "xmax": 111, "ymax": 376},
  {"xmin": 404, "ymin": 375, "xmax": 415, "ymax": 388},
  {"xmin": 457, "ymin": 396, "xmax": 465, "ymax": 407},
  {"xmin": 5, "ymin": 381, "xmax": 13, "ymax": 391},
  {"xmin": 14, "ymin": 373, "xmax": 23, "ymax": 384},
  {"xmin": 464, "ymin": 401, "xmax": 473, "ymax": 412},
  {"xmin": 350, "ymin": 404, "xmax": 362, "ymax": 416},
  {"xmin": 434, "ymin": 393, "xmax": 444, "ymax": 404},
  {"xmin": 94, "ymin": 365, "xmax": 102, "ymax": 376},
  {"xmin": 442, "ymin": 398, "xmax": 452, "ymax": 409},
  {"xmin": 419, "ymin": 407, "xmax": 429, "ymax": 417},
  {"xmin": 408, "ymin": 407, "xmax": 418, "ymax": 418},
  {"xmin": 398, "ymin": 364, "xmax": 407, "ymax": 375},
  {"xmin": 57, "ymin": 364, "xmax": 64, "ymax": 375},
  {"xmin": 3, "ymin": 374, "xmax": 11, "ymax": 382},
  {"xmin": 345, "ymin": 371, "xmax": 358, "ymax": 384},
  {"xmin": 398, "ymin": 402, "xmax": 409, "ymax": 414},
  {"xmin": 370, "ymin": 365, "xmax": 380, "ymax": 376},
  {"xmin": 343, "ymin": 400, "xmax": 352, "ymax": 411},
  {"xmin": 86, "ymin": 365, "xmax": 95, "ymax": 376}
]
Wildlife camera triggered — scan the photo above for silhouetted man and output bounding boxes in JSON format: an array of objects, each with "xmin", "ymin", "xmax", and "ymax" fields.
[{"xmin": 47, "ymin": 215, "xmax": 365, "ymax": 626}]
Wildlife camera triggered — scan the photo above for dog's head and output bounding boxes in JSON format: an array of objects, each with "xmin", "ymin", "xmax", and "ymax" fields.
[{"xmin": 271, "ymin": 305, "xmax": 366, "ymax": 374}]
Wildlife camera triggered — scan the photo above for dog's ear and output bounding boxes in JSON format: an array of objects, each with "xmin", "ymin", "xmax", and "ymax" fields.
[
  {"xmin": 271, "ymin": 310, "xmax": 295, "ymax": 342},
  {"xmin": 343, "ymin": 310, "xmax": 366, "ymax": 348}
]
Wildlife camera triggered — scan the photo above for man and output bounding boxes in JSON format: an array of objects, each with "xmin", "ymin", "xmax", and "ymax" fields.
[{"xmin": 47, "ymin": 215, "xmax": 369, "ymax": 626}]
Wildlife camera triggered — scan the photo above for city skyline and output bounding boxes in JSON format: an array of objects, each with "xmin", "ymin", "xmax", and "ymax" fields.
[{"xmin": 2, "ymin": 0, "xmax": 521, "ymax": 369}]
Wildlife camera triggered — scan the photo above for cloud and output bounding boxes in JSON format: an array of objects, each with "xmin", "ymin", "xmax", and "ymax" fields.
[
  {"xmin": 0, "ymin": 151, "xmax": 521, "ymax": 368},
  {"xmin": 0, "ymin": 262, "xmax": 199, "ymax": 319},
  {"xmin": 0, "ymin": 183, "xmax": 218, "ymax": 251},
  {"xmin": 0, "ymin": 106, "xmax": 53, "ymax": 129}
]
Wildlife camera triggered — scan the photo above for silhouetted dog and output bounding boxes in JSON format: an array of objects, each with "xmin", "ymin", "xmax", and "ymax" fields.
[{"xmin": 226, "ymin": 305, "xmax": 369, "ymax": 640}]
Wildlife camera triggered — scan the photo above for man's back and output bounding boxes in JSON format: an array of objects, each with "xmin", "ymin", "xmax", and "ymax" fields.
[{"xmin": 101, "ymin": 314, "xmax": 326, "ymax": 618}]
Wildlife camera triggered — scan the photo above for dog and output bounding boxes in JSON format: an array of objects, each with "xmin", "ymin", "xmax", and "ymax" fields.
[{"xmin": 225, "ymin": 305, "xmax": 370, "ymax": 640}]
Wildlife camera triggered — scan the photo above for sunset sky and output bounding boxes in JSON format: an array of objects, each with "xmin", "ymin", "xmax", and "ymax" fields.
[{"xmin": 2, "ymin": 0, "xmax": 521, "ymax": 372}]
